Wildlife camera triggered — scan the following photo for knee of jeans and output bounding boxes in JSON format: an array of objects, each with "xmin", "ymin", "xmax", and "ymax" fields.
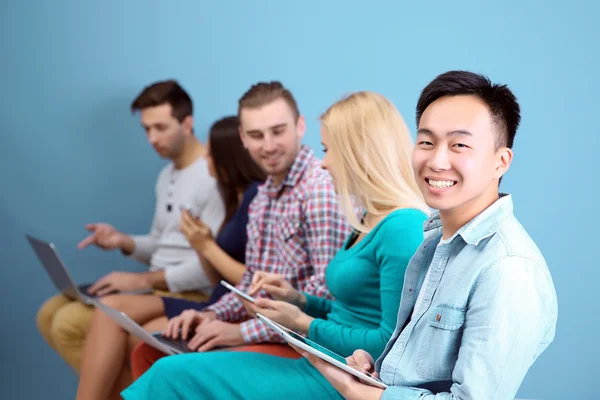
[
  {"xmin": 49, "ymin": 302, "xmax": 92, "ymax": 343},
  {"xmin": 36, "ymin": 301, "xmax": 55, "ymax": 333},
  {"xmin": 36, "ymin": 295, "xmax": 69, "ymax": 333}
]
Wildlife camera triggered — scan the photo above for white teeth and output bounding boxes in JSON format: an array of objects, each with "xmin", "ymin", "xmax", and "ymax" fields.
[{"xmin": 428, "ymin": 179, "xmax": 455, "ymax": 188}]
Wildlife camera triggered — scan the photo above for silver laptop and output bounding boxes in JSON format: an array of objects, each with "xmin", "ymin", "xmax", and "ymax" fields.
[
  {"xmin": 26, "ymin": 234, "xmax": 151, "ymax": 304},
  {"xmin": 92, "ymin": 299, "xmax": 192, "ymax": 355}
]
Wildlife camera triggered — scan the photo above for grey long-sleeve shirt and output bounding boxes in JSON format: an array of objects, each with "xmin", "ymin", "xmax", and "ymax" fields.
[{"xmin": 130, "ymin": 157, "xmax": 225, "ymax": 294}]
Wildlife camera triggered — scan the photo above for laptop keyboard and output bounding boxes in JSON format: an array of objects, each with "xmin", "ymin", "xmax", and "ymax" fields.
[
  {"xmin": 78, "ymin": 284, "xmax": 94, "ymax": 295},
  {"xmin": 153, "ymin": 333, "xmax": 192, "ymax": 354},
  {"xmin": 78, "ymin": 283, "xmax": 118, "ymax": 297}
]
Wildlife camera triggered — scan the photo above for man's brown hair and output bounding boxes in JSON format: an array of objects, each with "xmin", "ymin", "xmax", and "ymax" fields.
[
  {"xmin": 131, "ymin": 80, "xmax": 193, "ymax": 122},
  {"xmin": 238, "ymin": 81, "xmax": 300, "ymax": 121}
]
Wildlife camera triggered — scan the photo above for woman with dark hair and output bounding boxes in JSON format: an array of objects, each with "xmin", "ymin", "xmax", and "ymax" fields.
[
  {"xmin": 75, "ymin": 116, "xmax": 266, "ymax": 400},
  {"xmin": 174, "ymin": 115, "xmax": 266, "ymax": 305}
]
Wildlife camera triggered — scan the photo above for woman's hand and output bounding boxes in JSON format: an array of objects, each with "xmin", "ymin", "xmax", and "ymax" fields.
[
  {"xmin": 243, "ymin": 297, "xmax": 314, "ymax": 334},
  {"xmin": 180, "ymin": 209, "xmax": 213, "ymax": 251},
  {"xmin": 249, "ymin": 272, "xmax": 306, "ymax": 307}
]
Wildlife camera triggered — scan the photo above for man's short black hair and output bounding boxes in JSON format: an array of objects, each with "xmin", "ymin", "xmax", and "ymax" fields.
[{"xmin": 416, "ymin": 70, "xmax": 521, "ymax": 149}]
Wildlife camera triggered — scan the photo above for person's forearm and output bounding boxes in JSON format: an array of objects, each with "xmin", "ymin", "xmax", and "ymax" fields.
[
  {"xmin": 119, "ymin": 234, "xmax": 135, "ymax": 256},
  {"xmin": 297, "ymin": 292, "xmax": 307, "ymax": 309},
  {"xmin": 200, "ymin": 240, "xmax": 246, "ymax": 285},
  {"xmin": 342, "ymin": 382, "xmax": 384, "ymax": 400},
  {"xmin": 140, "ymin": 270, "xmax": 168, "ymax": 290},
  {"xmin": 197, "ymin": 253, "xmax": 222, "ymax": 288},
  {"xmin": 295, "ymin": 313, "xmax": 315, "ymax": 335}
]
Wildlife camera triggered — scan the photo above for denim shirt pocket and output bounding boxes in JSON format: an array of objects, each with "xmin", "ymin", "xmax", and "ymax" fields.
[{"xmin": 417, "ymin": 304, "xmax": 466, "ymax": 380}]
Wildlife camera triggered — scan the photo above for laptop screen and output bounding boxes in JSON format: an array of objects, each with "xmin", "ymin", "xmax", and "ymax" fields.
[{"xmin": 26, "ymin": 235, "xmax": 80, "ymax": 299}]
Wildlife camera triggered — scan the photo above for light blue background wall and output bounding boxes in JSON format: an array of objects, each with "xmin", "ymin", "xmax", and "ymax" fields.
[{"xmin": 1, "ymin": 1, "xmax": 597, "ymax": 398}]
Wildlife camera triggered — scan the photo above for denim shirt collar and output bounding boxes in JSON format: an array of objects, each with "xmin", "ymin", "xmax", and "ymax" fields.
[{"xmin": 423, "ymin": 193, "xmax": 514, "ymax": 246}]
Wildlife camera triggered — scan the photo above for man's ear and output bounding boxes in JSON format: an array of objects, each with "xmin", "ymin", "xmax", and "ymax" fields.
[
  {"xmin": 296, "ymin": 115, "xmax": 306, "ymax": 140},
  {"xmin": 495, "ymin": 147, "xmax": 513, "ymax": 180},
  {"xmin": 183, "ymin": 115, "xmax": 194, "ymax": 136}
]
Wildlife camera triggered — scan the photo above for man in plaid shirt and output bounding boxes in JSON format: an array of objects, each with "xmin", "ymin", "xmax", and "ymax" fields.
[{"xmin": 168, "ymin": 81, "xmax": 350, "ymax": 351}]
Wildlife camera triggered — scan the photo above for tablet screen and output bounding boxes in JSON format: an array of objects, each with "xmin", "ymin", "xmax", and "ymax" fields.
[
  {"xmin": 283, "ymin": 327, "xmax": 347, "ymax": 364},
  {"xmin": 258, "ymin": 314, "xmax": 386, "ymax": 387}
]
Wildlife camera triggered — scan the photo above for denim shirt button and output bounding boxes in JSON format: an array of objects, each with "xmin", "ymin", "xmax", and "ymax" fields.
[{"xmin": 436, "ymin": 313, "xmax": 441, "ymax": 322}]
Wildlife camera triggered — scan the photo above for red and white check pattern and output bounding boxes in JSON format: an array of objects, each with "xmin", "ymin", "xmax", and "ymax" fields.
[{"xmin": 206, "ymin": 146, "xmax": 350, "ymax": 343}]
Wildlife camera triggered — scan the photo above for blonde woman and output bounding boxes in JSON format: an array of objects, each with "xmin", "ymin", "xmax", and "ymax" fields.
[{"xmin": 121, "ymin": 91, "xmax": 429, "ymax": 400}]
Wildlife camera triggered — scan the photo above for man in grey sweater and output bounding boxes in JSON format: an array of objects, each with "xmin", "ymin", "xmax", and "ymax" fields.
[{"xmin": 36, "ymin": 80, "xmax": 225, "ymax": 372}]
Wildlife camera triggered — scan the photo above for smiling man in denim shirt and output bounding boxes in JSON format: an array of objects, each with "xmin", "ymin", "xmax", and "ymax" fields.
[{"xmin": 300, "ymin": 70, "xmax": 558, "ymax": 400}]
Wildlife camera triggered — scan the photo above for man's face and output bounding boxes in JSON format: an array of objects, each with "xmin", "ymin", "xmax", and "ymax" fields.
[
  {"xmin": 140, "ymin": 104, "xmax": 191, "ymax": 160},
  {"xmin": 412, "ymin": 95, "xmax": 512, "ymax": 213},
  {"xmin": 239, "ymin": 98, "xmax": 305, "ymax": 181}
]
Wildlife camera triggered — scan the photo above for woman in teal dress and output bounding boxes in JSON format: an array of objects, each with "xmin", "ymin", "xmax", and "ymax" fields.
[{"xmin": 122, "ymin": 91, "xmax": 430, "ymax": 400}]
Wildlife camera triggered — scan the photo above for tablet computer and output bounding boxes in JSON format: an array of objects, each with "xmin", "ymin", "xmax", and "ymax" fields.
[
  {"xmin": 256, "ymin": 313, "xmax": 387, "ymax": 389},
  {"xmin": 220, "ymin": 280, "xmax": 255, "ymax": 303}
]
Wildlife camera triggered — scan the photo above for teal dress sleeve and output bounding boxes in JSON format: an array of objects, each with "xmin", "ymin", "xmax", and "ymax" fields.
[{"xmin": 303, "ymin": 293, "xmax": 333, "ymax": 319}]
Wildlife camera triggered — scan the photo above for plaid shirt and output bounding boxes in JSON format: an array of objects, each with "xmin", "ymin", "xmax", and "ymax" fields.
[{"xmin": 206, "ymin": 145, "xmax": 350, "ymax": 343}]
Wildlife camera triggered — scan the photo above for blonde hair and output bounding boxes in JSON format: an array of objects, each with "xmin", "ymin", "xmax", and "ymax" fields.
[{"xmin": 320, "ymin": 91, "xmax": 430, "ymax": 232}]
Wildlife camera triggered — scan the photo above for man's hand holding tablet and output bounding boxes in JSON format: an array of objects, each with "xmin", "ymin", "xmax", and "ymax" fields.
[
  {"xmin": 296, "ymin": 346, "xmax": 387, "ymax": 400},
  {"xmin": 257, "ymin": 313, "xmax": 388, "ymax": 394}
]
